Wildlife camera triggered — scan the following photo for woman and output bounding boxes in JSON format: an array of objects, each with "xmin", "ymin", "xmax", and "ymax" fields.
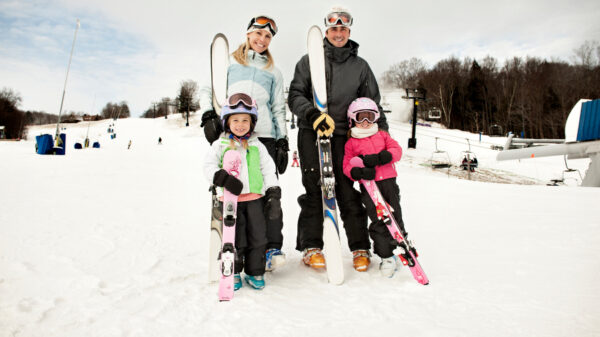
[{"xmin": 200, "ymin": 15, "xmax": 288, "ymax": 271}]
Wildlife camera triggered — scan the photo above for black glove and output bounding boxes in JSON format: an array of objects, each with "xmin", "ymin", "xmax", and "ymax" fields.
[
  {"xmin": 275, "ymin": 137, "xmax": 289, "ymax": 175},
  {"xmin": 306, "ymin": 107, "xmax": 334, "ymax": 137},
  {"xmin": 213, "ymin": 169, "xmax": 243, "ymax": 196},
  {"xmin": 361, "ymin": 154, "xmax": 380, "ymax": 168},
  {"xmin": 264, "ymin": 186, "xmax": 282, "ymax": 220},
  {"xmin": 350, "ymin": 167, "xmax": 376, "ymax": 181},
  {"xmin": 200, "ymin": 110, "xmax": 222, "ymax": 144},
  {"xmin": 378, "ymin": 150, "xmax": 393, "ymax": 165},
  {"xmin": 361, "ymin": 150, "xmax": 393, "ymax": 168}
]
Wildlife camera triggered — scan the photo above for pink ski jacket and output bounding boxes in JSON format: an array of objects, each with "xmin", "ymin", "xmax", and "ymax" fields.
[{"xmin": 343, "ymin": 131, "xmax": 403, "ymax": 182}]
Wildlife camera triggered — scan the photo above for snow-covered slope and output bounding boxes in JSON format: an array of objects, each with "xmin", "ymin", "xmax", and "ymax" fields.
[{"xmin": 1, "ymin": 116, "xmax": 599, "ymax": 337}]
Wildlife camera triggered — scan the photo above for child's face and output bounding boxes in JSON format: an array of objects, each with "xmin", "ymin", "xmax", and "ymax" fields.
[
  {"xmin": 228, "ymin": 113, "xmax": 252, "ymax": 137},
  {"xmin": 355, "ymin": 119, "xmax": 373, "ymax": 129}
]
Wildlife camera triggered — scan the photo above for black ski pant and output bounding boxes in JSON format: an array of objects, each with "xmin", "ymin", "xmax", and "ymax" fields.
[
  {"xmin": 295, "ymin": 128, "xmax": 370, "ymax": 252},
  {"xmin": 360, "ymin": 178, "xmax": 407, "ymax": 259},
  {"xmin": 225, "ymin": 198, "xmax": 268, "ymax": 276},
  {"xmin": 258, "ymin": 137, "xmax": 284, "ymax": 250}
]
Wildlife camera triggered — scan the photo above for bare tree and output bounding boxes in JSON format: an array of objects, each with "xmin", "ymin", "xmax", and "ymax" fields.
[
  {"xmin": 572, "ymin": 40, "xmax": 599, "ymax": 68},
  {"xmin": 177, "ymin": 80, "xmax": 199, "ymax": 114},
  {"xmin": 380, "ymin": 58, "xmax": 427, "ymax": 88},
  {"xmin": 0, "ymin": 88, "xmax": 24, "ymax": 138},
  {"xmin": 0, "ymin": 87, "xmax": 22, "ymax": 107}
]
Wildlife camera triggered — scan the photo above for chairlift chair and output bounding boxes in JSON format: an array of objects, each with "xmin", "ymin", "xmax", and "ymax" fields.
[
  {"xmin": 460, "ymin": 138, "xmax": 478, "ymax": 172},
  {"xmin": 548, "ymin": 155, "xmax": 582, "ymax": 186},
  {"xmin": 427, "ymin": 107, "xmax": 442, "ymax": 120},
  {"xmin": 429, "ymin": 137, "xmax": 452, "ymax": 169},
  {"xmin": 489, "ymin": 124, "xmax": 503, "ymax": 137}
]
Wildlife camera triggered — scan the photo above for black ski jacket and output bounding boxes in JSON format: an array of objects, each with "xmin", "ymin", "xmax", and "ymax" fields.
[{"xmin": 288, "ymin": 38, "xmax": 387, "ymax": 135}]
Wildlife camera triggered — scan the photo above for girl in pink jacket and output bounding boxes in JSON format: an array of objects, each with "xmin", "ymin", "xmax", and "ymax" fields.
[{"xmin": 342, "ymin": 97, "xmax": 409, "ymax": 278}]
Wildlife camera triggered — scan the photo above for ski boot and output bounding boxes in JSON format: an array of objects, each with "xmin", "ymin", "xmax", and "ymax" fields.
[
  {"xmin": 352, "ymin": 250, "xmax": 371, "ymax": 272},
  {"xmin": 302, "ymin": 248, "xmax": 325, "ymax": 269},
  {"xmin": 265, "ymin": 248, "xmax": 286, "ymax": 272},
  {"xmin": 245, "ymin": 274, "xmax": 265, "ymax": 290},
  {"xmin": 234, "ymin": 274, "xmax": 242, "ymax": 291},
  {"xmin": 380, "ymin": 256, "xmax": 399, "ymax": 278}
]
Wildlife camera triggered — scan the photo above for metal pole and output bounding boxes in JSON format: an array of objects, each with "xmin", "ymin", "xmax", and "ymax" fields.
[
  {"xmin": 54, "ymin": 19, "xmax": 80, "ymax": 148},
  {"xmin": 85, "ymin": 94, "xmax": 95, "ymax": 148},
  {"xmin": 408, "ymin": 99, "xmax": 418, "ymax": 148}
]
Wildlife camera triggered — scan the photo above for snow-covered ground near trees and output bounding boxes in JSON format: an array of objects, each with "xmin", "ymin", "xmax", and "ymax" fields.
[{"xmin": 1, "ymin": 115, "xmax": 599, "ymax": 337}]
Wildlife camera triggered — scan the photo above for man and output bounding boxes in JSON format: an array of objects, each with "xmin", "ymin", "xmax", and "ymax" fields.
[{"xmin": 288, "ymin": 6, "xmax": 388, "ymax": 272}]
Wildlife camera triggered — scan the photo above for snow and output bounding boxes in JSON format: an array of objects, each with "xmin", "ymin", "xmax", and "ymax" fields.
[{"xmin": 1, "ymin": 115, "xmax": 599, "ymax": 337}]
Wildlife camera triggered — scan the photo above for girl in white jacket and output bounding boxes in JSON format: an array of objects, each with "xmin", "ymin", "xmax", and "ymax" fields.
[{"xmin": 204, "ymin": 93, "xmax": 280, "ymax": 290}]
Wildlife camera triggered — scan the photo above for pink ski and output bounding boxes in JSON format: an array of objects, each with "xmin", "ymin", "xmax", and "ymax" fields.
[
  {"xmin": 218, "ymin": 150, "xmax": 242, "ymax": 301},
  {"xmin": 350, "ymin": 157, "xmax": 429, "ymax": 285}
]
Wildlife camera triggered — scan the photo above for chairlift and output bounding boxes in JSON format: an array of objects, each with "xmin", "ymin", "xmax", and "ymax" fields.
[
  {"xmin": 429, "ymin": 137, "xmax": 452, "ymax": 169},
  {"xmin": 489, "ymin": 124, "xmax": 503, "ymax": 137},
  {"xmin": 547, "ymin": 155, "xmax": 582, "ymax": 186},
  {"xmin": 460, "ymin": 138, "xmax": 478, "ymax": 172},
  {"xmin": 427, "ymin": 107, "xmax": 442, "ymax": 120}
]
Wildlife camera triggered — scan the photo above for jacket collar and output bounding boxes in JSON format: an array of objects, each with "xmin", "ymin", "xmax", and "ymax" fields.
[
  {"xmin": 324, "ymin": 38, "xmax": 359, "ymax": 63},
  {"xmin": 247, "ymin": 49, "xmax": 268, "ymax": 65}
]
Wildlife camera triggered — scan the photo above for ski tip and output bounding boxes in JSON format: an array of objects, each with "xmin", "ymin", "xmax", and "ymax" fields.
[{"xmin": 418, "ymin": 277, "xmax": 429, "ymax": 285}]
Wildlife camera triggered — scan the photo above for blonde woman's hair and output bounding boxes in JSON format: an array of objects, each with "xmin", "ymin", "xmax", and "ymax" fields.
[{"xmin": 232, "ymin": 37, "xmax": 274, "ymax": 70}]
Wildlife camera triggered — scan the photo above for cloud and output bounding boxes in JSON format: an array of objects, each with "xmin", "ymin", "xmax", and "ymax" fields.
[{"xmin": 1, "ymin": 0, "xmax": 599, "ymax": 117}]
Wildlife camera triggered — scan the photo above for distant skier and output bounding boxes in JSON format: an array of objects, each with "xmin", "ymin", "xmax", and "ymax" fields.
[
  {"xmin": 127, "ymin": 140, "xmax": 132, "ymax": 149},
  {"xmin": 158, "ymin": 137, "xmax": 162, "ymax": 145},
  {"xmin": 291, "ymin": 150, "xmax": 300, "ymax": 167},
  {"xmin": 342, "ymin": 97, "xmax": 412, "ymax": 278},
  {"xmin": 203, "ymin": 93, "xmax": 281, "ymax": 291}
]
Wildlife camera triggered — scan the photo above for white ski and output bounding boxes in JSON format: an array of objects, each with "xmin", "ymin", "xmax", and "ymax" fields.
[
  {"xmin": 307, "ymin": 25, "xmax": 344, "ymax": 285},
  {"xmin": 208, "ymin": 33, "xmax": 230, "ymax": 283}
]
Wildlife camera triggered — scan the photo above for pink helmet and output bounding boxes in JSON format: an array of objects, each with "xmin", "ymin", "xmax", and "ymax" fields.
[{"xmin": 347, "ymin": 97, "xmax": 380, "ymax": 127}]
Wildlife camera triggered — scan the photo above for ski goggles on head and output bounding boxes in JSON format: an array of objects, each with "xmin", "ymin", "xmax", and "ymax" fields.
[
  {"xmin": 247, "ymin": 16, "xmax": 278, "ymax": 36},
  {"xmin": 226, "ymin": 93, "xmax": 257, "ymax": 109},
  {"xmin": 324, "ymin": 12, "xmax": 353, "ymax": 28},
  {"xmin": 353, "ymin": 110, "xmax": 377, "ymax": 124}
]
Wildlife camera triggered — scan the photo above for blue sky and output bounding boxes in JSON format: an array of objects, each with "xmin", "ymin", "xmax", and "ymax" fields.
[{"xmin": 1, "ymin": 0, "xmax": 599, "ymax": 117}]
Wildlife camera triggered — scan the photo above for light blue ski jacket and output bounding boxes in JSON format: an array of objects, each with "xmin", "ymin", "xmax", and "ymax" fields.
[{"xmin": 199, "ymin": 50, "xmax": 287, "ymax": 140}]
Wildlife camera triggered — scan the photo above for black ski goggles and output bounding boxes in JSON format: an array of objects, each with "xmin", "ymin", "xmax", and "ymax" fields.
[
  {"xmin": 247, "ymin": 16, "xmax": 278, "ymax": 36},
  {"xmin": 324, "ymin": 12, "xmax": 353, "ymax": 28},
  {"xmin": 226, "ymin": 93, "xmax": 257, "ymax": 109}
]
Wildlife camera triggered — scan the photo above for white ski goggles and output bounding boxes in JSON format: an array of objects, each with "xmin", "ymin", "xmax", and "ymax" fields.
[
  {"xmin": 352, "ymin": 110, "xmax": 378, "ymax": 124},
  {"xmin": 324, "ymin": 12, "xmax": 353, "ymax": 28}
]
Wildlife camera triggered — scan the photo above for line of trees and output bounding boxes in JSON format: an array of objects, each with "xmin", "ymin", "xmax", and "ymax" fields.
[
  {"xmin": 101, "ymin": 102, "xmax": 131, "ymax": 120},
  {"xmin": 1, "ymin": 79, "xmax": 195, "ymax": 140},
  {"xmin": 0, "ymin": 86, "xmax": 132, "ymax": 139},
  {"xmin": 381, "ymin": 41, "xmax": 600, "ymax": 139}
]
